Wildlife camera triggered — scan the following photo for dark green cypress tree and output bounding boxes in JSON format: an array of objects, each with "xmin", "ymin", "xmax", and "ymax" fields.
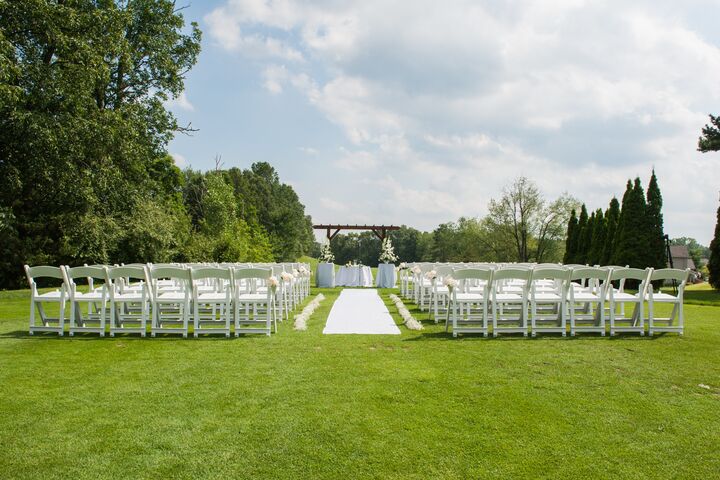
[
  {"xmin": 611, "ymin": 181, "xmax": 633, "ymax": 265},
  {"xmin": 709, "ymin": 204, "xmax": 720, "ymax": 289},
  {"xmin": 588, "ymin": 209, "xmax": 606, "ymax": 265},
  {"xmin": 580, "ymin": 211, "xmax": 595, "ymax": 265},
  {"xmin": 613, "ymin": 178, "xmax": 647, "ymax": 268},
  {"xmin": 602, "ymin": 197, "xmax": 620, "ymax": 265},
  {"xmin": 576, "ymin": 205, "xmax": 589, "ymax": 264},
  {"xmin": 563, "ymin": 209, "xmax": 578, "ymax": 264},
  {"xmin": 646, "ymin": 170, "xmax": 666, "ymax": 268}
]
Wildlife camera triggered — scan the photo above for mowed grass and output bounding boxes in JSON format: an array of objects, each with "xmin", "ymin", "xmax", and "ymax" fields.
[{"xmin": 1, "ymin": 286, "xmax": 719, "ymax": 479}]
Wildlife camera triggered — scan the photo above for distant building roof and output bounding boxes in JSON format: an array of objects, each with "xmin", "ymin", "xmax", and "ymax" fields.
[
  {"xmin": 669, "ymin": 245, "xmax": 690, "ymax": 259},
  {"xmin": 669, "ymin": 245, "xmax": 696, "ymax": 269}
]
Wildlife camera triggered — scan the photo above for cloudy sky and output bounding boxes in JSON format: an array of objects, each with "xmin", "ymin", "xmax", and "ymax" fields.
[{"xmin": 168, "ymin": 0, "xmax": 720, "ymax": 244}]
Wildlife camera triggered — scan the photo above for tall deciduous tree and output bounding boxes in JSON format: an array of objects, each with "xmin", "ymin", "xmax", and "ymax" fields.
[
  {"xmin": 646, "ymin": 170, "xmax": 666, "ymax": 268},
  {"xmin": 485, "ymin": 177, "xmax": 577, "ymax": 263},
  {"xmin": 602, "ymin": 197, "xmax": 620, "ymax": 265},
  {"xmin": 0, "ymin": 0, "xmax": 201, "ymax": 287},
  {"xmin": 709, "ymin": 205, "xmax": 720, "ymax": 289}
]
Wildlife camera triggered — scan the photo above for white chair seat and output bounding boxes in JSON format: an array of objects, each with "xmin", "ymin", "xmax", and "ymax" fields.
[
  {"xmin": 157, "ymin": 292, "xmax": 187, "ymax": 301},
  {"xmin": 650, "ymin": 293, "xmax": 679, "ymax": 302},
  {"xmin": 533, "ymin": 293, "xmax": 561, "ymax": 301},
  {"xmin": 198, "ymin": 293, "xmax": 230, "ymax": 302},
  {"xmin": 73, "ymin": 291, "xmax": 104, "ymax": 300},
  {"xmin": 455, "ymin": 293, "xmax": 484, "ymax": 302},
  {"xmin": 238, "ymin": 293, "xmax": 268, "ymax": 302},
  {"xmin": 613, "ymin": 292, "xmax": 642, "ymax": 301},
  {"xmin": 36, "ymin": 290, "xmax": 64, "ymax": 300},
  {"xmin": 571, "ymin": 293, "xmax": 600, "ymax": 302},
  {"xmin": 113, "ymin": 293, "xmax": 143, "ymax": 301},
  {"xmin": 495, "ymin": 293, "xmax": 523, "ymax": 301}
]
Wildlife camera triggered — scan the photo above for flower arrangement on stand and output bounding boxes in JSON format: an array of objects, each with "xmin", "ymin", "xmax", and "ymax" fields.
[
  {"xmin": 319, "ymin": 243, "xmax": 335, "ymax": 263},
  {"xmin": 378, "ymin": 237, "xmax": 398, "ymax": 264}
]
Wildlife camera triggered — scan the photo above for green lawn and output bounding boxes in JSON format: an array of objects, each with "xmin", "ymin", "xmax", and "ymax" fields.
[{"xmin": 1, "ymin": 287, "xmax": 719, "ymax": 479}]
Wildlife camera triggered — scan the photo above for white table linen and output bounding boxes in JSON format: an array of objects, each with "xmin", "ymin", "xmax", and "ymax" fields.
[{"xmin": 336, "ymin": 265, "xmax": 373, "ymax": 287}]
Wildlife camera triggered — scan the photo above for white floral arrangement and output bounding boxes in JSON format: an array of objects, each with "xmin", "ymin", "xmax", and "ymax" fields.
[
  {"xmin": 267, "ymin": 276, "xmax": 279, "ymax": 289},
  {"xmin": 424, "ymin": 270, "xmax": 437, "ymax": 280},
  {"xmin": 345, "ymin": 261, "xmax": 353, "ymax": 267},
  {"xmin": 412, "ymin": 266, "xmax": 422, "ymax": 275},
  {"xmin": 378, "ymin": 237, "xmax": 399, "ymax": 264},
  {"xmin": 299, "ymin": 266, "xmax": 311, "ymax": 277},
  {"xmin": 294, "ymin": 293, "xmax": 325, "ymax": 331},
  {"xmin": 443, "ymin": 276, "xmax": 459, "ymax": 289},
  {"xmin": 293, "ymin": 268, "xmax": 300, "ymax": 278},
  {"xmin": 399, "ymin": 262, "xmax": 408, "ymax": 270},
  {"xmin": 389, "ymin": 294, "xmax": 423, "ymax": 330},
  {"xmin": 319, "ymin": 243, "xmax": 335, "ymax": 263},
  {"xmin": 280, "ymin": 271, "xmax": 294, "ymax": 282}
]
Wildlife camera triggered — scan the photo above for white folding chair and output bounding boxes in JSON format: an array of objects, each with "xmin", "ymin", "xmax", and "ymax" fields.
[
  {"xmin": 492, "ymin": 267, "xmax": 531, "ymax": 337},
  {"xmin": 106, "ymin": 266, "xmax": 149, "ymax": 337},
  {"xmin": 607, "ymin": 268, "xmax": 651, "ymax": 336},
  {"xmin": 447, "ymin": 268, "xmax": 493, "ymax": 337},
  {"xmin": 149, "ymin": 266, "xmax": 192, "ymax": 338},
  {"xmin": 233, "ymin": 267, "xmax": 276, "ymax": 336},
  {"xmin": 430, "ymin": 265, "xmax": 453, "ymax": 323},
  {"xmin": 529, "ymin": 267, "xmax": 570, "ymax": 337},
  {"xmin": 191, "ymin": 266, "xmax": 233, "ymax": 338},
  {"xmin": 568, "ymin": 267, "xmax": 611, "ymax": 336},
  {"xmin": 25, "ymin": 265, "xmax": 68, "ymax": 336},
  {"xmin": 64, "ymin": 265, "xmax": 109, "ymax": 337},
  {"xmin": 647, "ymin": 268, "xmax": 689, "ymax": 336}
]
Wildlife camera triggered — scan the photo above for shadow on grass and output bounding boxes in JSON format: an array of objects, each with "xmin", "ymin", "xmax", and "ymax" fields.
[{"xmin": 0, "ymin": 330, "xmax": 266, "ymax": 341}]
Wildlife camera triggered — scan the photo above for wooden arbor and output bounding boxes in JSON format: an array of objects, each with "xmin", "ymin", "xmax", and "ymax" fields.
[{"xmin": 313, "ymin": 224, "xmax": 400, "ymax": 242}]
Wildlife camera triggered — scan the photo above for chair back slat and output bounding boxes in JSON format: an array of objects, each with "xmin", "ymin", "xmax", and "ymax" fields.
[
  {"xmin": 650, "ymin": 268, "xmax": 689, "ymax": 283},
  {"xmin": 233, "ymin": 267, "xmax": 272, "ymax": 280},
  {"xmin": 25, "ymin": 265, "xmax": 64, "ymax": 280},
  {"xmin": 151, "ymin": 266, "xmax": 191, "ymax": 281},
  {"xmin": 66, "ymin": 266, "xmax": 106, "ymax": 280},
  {"xmin": 191, "ymin": 267, "xmax": 232, "ymax": 281}
]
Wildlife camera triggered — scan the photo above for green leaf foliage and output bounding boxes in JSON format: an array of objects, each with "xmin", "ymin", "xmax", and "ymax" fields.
[
  {"xmin": 709, "ymin": 206, "xmax": 720, "ymax": 289},
  {"xmin": 698, "ymin": 114, "xmax": 720, "ymax": 152}
]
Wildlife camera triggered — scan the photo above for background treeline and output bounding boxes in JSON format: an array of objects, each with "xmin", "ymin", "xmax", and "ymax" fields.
[
  {"xmin": 563, "ymin": 171, "xmax": 666, "ymax": 269},
  {"xmin": 0, "ymin": 1, "xmax": 313, "ymax": 289},
  {"xmin": 329, "ymin": 177, "xmax": 579, "ymax": 266}
]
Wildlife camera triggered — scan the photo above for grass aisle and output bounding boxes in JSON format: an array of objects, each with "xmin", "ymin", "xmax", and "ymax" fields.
[{"xmin": 0, "ymin": 287, "xmax": 719, "ymax": 479}]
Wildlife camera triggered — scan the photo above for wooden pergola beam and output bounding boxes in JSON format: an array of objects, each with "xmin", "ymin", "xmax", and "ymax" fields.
[{"xmin": 314, "ymin": 224, "xmax": 400, "ymax": 241}]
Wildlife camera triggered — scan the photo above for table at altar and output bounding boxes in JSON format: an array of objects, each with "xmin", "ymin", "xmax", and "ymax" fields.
[
  {"xmin": 316, "ymin": 263, "xmax": 335, "ymax": 288},
  {"xmin": 335, "ymin": 265, "xmax": 373, "ymax": 287},
  {"xmin": 376, "ymin": 263, "xmax": 397, "ymax": 288}
]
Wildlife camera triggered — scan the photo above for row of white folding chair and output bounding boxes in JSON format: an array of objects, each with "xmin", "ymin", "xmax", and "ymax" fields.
[
  {"xmin": 25, "ymin": 264, "xmax": 277, "ymax": 338},
  {"xmin": 445, "ymin": 266, "xmax": 689, "ymax": 338}
]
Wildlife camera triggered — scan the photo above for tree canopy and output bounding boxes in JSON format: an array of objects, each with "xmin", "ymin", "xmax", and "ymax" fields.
[
  {"xmin": 0, "ymin": 1, "xmax": 314, "ymax": 288},
  {"xmin": 698, "ymin": 114, "xmax": 720, "ymax": 152}
]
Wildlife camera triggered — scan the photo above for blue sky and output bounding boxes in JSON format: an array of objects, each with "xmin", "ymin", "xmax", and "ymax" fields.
[{"xmin": 167, "ymin": 0, "xmax": 720, "ymax": 245}]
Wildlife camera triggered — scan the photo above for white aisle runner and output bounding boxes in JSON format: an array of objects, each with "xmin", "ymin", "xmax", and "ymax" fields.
[{"xmin": 323, "ymin": 289, "xmax": 401, "ymax": 335}]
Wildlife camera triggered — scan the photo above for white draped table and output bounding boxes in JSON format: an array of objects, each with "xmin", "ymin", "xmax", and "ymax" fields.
[
  {"xmin": 335, "ymin": 265, "xmax": 373, "ymax": 287},
  {"xmin": 376, "ymin": 263, "xmax": 397, "ymax": 288},
  {"xmin": 316, "ymin": 263, "xmax": 335, "ymax": 288}
]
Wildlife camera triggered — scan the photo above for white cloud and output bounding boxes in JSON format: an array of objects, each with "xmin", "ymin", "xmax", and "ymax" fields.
[
  {"xmin": 170, "ymin": 152, "xmax": 188, "ymax": 168},
  {"xmin": 299, "ymin": 147, "xmax": 318, "ymax": 155},
  {"xmin": 205, "ymin": 0, "xmax": 720, "ymax": 243},
  {"xmin": 262, "ymin": 64, "xmax": 289, "ymax": 94},
  {"xmin": 165, "ymin": 91, "xmax": 194, "ymax": 112}
]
